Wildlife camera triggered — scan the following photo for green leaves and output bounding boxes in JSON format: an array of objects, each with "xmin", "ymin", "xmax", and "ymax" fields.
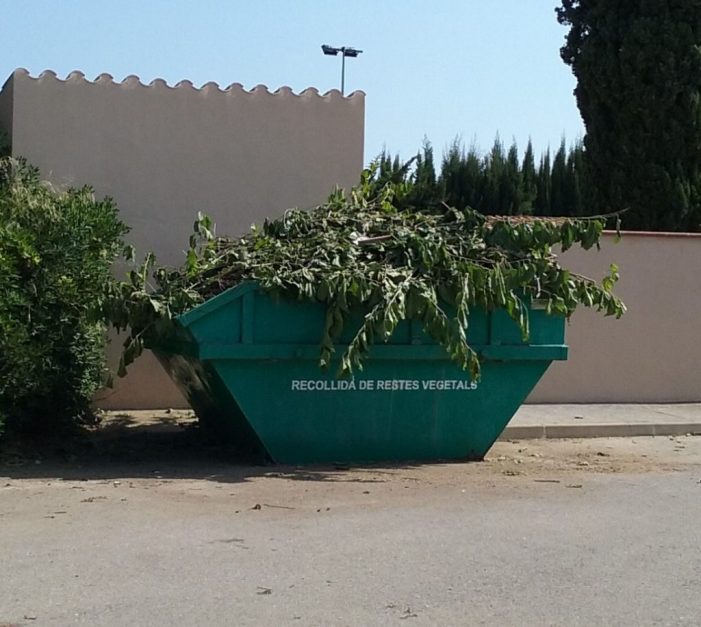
[
  {"xmin": 0, "ymin": 157, "xmax": 129, "ymax": 435},
  {"xmin": 109, "ymin": 170, "xmax": 626, "ymax": 381}
]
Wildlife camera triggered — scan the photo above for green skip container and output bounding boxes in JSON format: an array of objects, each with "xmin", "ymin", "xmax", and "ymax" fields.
[{"xmin": 153, "ymin": 282, "xmax": 567, "ymax": 464}]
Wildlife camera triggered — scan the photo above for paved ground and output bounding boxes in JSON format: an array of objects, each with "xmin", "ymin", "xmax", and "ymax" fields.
[
  {"xmin": 507, "ymin": 403, "xmax": 701, "ymax": 439},
  {"xmin": 1, "ymin": 416, "xmax": 700, "ymax": 626}
]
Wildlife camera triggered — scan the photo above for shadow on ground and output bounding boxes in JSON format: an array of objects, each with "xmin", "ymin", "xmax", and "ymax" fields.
[{"xmin": 0, "ymin": 411, "xmax": 423, "ymax": 484}]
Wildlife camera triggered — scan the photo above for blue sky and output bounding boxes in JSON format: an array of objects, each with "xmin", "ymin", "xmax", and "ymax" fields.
[{"xmin": 1, "ymin": 0, "xmax": 583, "ymax": 163}]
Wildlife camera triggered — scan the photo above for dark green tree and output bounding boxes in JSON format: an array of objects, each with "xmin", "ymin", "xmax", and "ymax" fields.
[
  {"xmin": 550, "ymin": 139, "xmax": 569, "ymax": 216},
  {"xmin": 520, "ymin": 140, "xmax": 538, "ymax": 214},
  {"xmin": 441, "ymin": 140, "xmax": 485, "ymax": 212},
  {"xmin": 374, "ymin": 137, "xmax": 597, "ymax": 218},
  {"xmin": 482, "ymin": 137, "xmax": 507, "ymax": 214},
  {"xmin": 557, "ymin": 1, "xmax": 701, "ymax": 231},
  {"xmin": 534, "ymin": 150, "xmax": 552, "ymax": 216},
  {"xmin": 411, "ymin": 139, "xmax": 440, "ymax": 206},
  {"xmin": 503, "ymin": 142, "xmax": 523, "ymax": 215},
  {"xmin": 460, "ymin": 144, "xmax": 485, "ymax": 210},
  {"xmin": 565, "ymin": 141, "xmax": 589, "ymax": 216}
]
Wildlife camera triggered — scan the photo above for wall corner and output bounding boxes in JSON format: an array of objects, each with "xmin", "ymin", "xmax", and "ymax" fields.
[{"xmin": 0, "ymin": 72, "xmax": 15, "ymax": 154}]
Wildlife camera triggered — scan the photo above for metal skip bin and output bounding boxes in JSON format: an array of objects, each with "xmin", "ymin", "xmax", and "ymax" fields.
[{"xmin": 153, "ymin": 282, "xmax": 567, "ymax": 464}]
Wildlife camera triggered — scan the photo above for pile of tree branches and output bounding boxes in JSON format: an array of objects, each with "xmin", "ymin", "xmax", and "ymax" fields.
[{"xmin": 107, "ymin": 167, "xmax": 625, "ymax": 379}]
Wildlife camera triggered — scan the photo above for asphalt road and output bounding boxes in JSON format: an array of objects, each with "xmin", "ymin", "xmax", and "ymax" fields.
[{"xmin": 1, "ymin": 435, "xmax": 700, "ymax": 626}]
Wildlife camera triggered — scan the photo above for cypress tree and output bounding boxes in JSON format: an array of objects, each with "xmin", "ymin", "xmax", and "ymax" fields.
[
  {"xmin": 565, "ymin": 142, "xmax": 587, "ymax": 216},
  {"xmin": 441, "ymin": 140, "xmax": 469, "ymax": 211},
  {"xmin": 572, "ymin": 142, "xmax": 594, "ymax": 215},
  {"xmin": 412, "ymin": 139, "xmax": 440, "ymax": 206},
  {"xmin": 462, "ymin": 144, "xmax": 485, "ymax": 210},
  {"xmin": 482, "ymin": 136, "xmax": 506, "ymax": 215},
  {"xmin": 550, "ymin": 139, "xmax": 568, "ymax": 215},
  {"xmin": 375, "ymin": 139, "xmax": 594, "ymax": 219},
  {"xmin": 534, "ymin": 150, "xmax": 552, "ymax": 216},
  {"xmin": 557, "ymin": 0, "xmax": 701, "ymax": 231},
  {"xmin": 503, "ymin": 142, "xmax": 523, "ymax": 215},
  {"xmin": 520, "ymin": 140, "xmax": 538, "ymax": 215}
]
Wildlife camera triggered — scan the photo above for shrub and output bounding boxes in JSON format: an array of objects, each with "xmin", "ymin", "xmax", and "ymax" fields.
[{"xmin": 0, "ymin": 158, "xmax": 128, "ymax": 437}]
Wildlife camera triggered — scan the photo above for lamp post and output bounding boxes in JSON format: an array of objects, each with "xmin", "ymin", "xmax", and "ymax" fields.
[{"xmin": 321, "ymin": 44, "xmax": 363, "ymax": 95}]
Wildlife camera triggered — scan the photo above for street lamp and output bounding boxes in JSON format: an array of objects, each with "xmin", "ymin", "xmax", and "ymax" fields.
[{"xmin": 321, "ymin": 44, "xmax": 363, "ymax": 95}]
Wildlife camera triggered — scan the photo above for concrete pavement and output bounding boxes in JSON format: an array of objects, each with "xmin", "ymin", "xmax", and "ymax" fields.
[
  {"xmin": 1, "ymin": 437, "xmax": 700, "ymax": 627},
  {"xmin": 97, "ymin": 403, "xmax": 701, "ymax": 444},
  {"xmin": 505, "ymin": 403, "xmax": 701, "ymax": 440}
]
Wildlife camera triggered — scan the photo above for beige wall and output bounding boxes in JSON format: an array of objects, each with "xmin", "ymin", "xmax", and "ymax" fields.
[
  {"xmin": 1, "ymin": 68, "xmax": 365, "ymax": 409},
  {"xmin": 0, "ymin": 75, "xmax": 12, "ymax": 146},
  {"xmin": 529, "ymin": 231, "xmax": 701, "ymax": 403},
  {"xmin": 5, "ymin": 69, "xmax": 364, "ymax": 265}
]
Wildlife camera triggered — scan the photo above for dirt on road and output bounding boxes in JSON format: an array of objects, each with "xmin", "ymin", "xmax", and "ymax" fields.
[{"xmin": 1, "ymin": 410, "xmax": 699, "ymax": 506}]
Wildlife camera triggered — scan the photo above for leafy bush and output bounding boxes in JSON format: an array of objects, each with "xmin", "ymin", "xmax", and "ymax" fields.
[
  {"xmin": 0, "ymin": 158, "xmax": 128, "ymax": 437},
  {"xmin": 108, "ymin": 165, "xmax": 624, "ymax": 381}
]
